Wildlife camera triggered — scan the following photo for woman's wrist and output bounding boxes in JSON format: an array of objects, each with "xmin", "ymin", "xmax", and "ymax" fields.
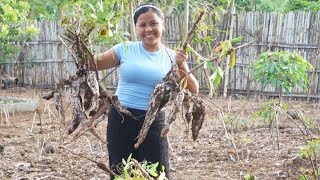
[{"xmin": 177, "ymin": 61, "xmax": 189, "ymax": 72}]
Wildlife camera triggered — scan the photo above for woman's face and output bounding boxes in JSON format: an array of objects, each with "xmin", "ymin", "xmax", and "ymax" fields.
[{"xmin": 135, "ymin": 11, "xmax": 163, "ymax": 51}]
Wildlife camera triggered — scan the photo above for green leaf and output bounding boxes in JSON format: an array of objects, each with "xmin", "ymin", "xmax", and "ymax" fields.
[
  {"xmin": 229, "ymin": 36, "xmax": 243, "ymax": 43},
  {"xmin": 230, "ymin": 51, "xmax": 236, "ymax": 68},
  {"xmin": 270, "ymin": 64, "xmax": 275, "ymax": 73},
  {"xmin": 215, "ymin": 74, "xmax": 222, "ymax": 86},
  {"xmin": 126, "ymin": 153, "xmax": 132, "ymax": 163},
  {"xmin": 208, "ymin": 79, "xmax": 214, "ymax": 95},
  {"xmin": 205, "ymin": 61, "xmax": 215, "ymax": 71},
  {"xmin": 146, "ymin": 162, "xmax": 159, "ymax": 177},
  {"xmin": 252, "ymin": 51, "xmax": 314, "ymax": 95},
  {"xmin": 210, "ymin": 70, "xmax": 218, "ymax": 81},
  {"xmin": 217, "ymin": 67, "xmax": 224, "ymax": 77},
  {"xmin": 86, "ymin": 2, "xmax": 96, "ymax": 13},
  {"xmin": 90, "ymin": 13, "xmax": 98, "ymax": 20},
  {"xmin": 158, "ymin": 172, "xmax": 166, "ymax": 180}
]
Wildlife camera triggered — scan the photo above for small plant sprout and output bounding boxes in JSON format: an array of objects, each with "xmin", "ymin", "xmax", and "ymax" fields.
[
  {"xmin": 115, "ymin": 154, "xmax": 167, "ymax": 180},
  {"xmin": 244, "ymin": 174, "xmax": 257, "ymax": 180},
  {"xmin": 253, "ymin": 100, "xmax": 288, "ymax": 127}
]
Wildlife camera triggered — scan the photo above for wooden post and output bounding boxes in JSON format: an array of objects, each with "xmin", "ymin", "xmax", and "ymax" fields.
[
  {"xmin": 128, "ymin": 0, "xmax": 136, "ymax": 41},
  {"xmin": 223, "ymin": 0, "xmax": 235, "ymax": 97},
  {"xmin": 182, "ymin": 0, "xmax": 189, "ymax": 42}
]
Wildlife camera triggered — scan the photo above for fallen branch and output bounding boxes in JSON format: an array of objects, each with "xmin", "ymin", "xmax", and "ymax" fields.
[
  {"xmin": 62, "ymin": 146, "xmax": 117, "ymax": 176},
  {"xmin": 274, "ymin": 105, "xmax": 307, "ymax": 136}
]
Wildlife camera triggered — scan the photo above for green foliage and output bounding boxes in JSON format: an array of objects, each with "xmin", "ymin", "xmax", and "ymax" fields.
[
  {"xmin": 115, "ymin": 154, "xmax": 167, "ymax": 180},
  {"xmin": 0, "ymin": 100, "xmax": 14, "ymax": 104},
  {"xmin": 253, "ymin": 101, "xmax": 275, "ymax": 125},
  {"xmin": 144, "ymin": 0, "xmax": 231, "ymax": 14},
  {"xmin": 252, "ymin": 51, "xmax": 313, "ymax": 94},
  {"xmin": 224, "ymin": 112, "xmax": 252, "ymax": 132},
  {"xmin": 286, "ymin": 0, "xmax": 320, "ymax": 11},
  {"xmin": 299, "ymin": 138, "xmax": 320, "ymax": 179},
  {"xmin": 300, "ymin": 139, "xmax": 320, "ymax": 159},
  {"xmin": 244, "ymin": 174, "xmax": 257, "ymax": 180},
  {"xmin": 235, "ymin": 0, "xmax": 320, "ymax": 12},
  {"xmin": 204, "ymin": 37, "xmax": 242, "ymax": 95},
  {"xmin": 258, "ymin": 0, "xmax": 290, "ymax": 12},
  {"xmin": 253, "ymin": 100, "xmax": 288, "ymax": 126},
  {"xmin": 28, "ymin": 0, "xmax": 65, "ymax": 20},
  {"xmin": 59, "ymin": 0, "xmax": 130, "ymax": 46},
  {"xmin": 0, "ymin": 0, "xmax": 39, "ymax": 64}
]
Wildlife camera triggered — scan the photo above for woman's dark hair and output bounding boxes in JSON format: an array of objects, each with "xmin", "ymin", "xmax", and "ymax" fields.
[{"xmin": 133, "ymin": 4, "xmax": 164, "ymax": 25}]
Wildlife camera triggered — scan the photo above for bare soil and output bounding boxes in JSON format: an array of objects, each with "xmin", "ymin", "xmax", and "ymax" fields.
[{"xmin": 0, "ymin": 87, "xmax": 318, "ymax": 180}]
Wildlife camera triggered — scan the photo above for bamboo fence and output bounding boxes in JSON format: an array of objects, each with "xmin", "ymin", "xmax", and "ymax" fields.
[{"xmin": 2, "ymin": 11, "xmax": 320, "ymax": 98}]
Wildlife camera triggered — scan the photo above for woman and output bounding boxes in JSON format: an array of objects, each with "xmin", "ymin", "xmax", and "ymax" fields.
[{"xmin": 89, "ymin": 3, "xmax": 199, "ymax": 179}]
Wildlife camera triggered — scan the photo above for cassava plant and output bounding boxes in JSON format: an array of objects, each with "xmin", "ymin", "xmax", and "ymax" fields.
[
  {"xmin": 252, "ymin": 51, "xmax": 313, "ymax": 102},
  {"xmin": 299, "ymin": 138, "xmax": 320, "ymax": 180},
  {"xmin": 252, "ymin": 51, "xmax": 313, "ymax": 122},
  {"xmin": 43, "ymin": 1, "xmax": 133, "ymax": 139},
  {"xmin": 187, "ymin": 36, "xmax": 245, "ymax": 96},
  {"xmin": 59, "ymin": 0, "xmax": 131, "ymax": 45},
  {"xmin": 42, "ymin": 1, "xmax": 137, "ymax": 176},
  {"xmin": 252, "ymin": 51, "xmax": 313, "ymax": 148},
  {"xmin": 253, "ymin": 100, "xmax": 288, "ymax": 127}
]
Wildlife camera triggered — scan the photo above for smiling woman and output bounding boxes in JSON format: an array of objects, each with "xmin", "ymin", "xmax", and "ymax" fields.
[{"xmin": 87, "ymin": 3, "xmax": 199, "ymax": 179}]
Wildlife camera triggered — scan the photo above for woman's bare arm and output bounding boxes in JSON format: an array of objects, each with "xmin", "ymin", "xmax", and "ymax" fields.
[
  {"xmin": 175, "ymin": 48, "xmax": 199, "ymax": 94},
  {"xmin": 178, "ymin": 62, "xmax": 199, "ymax": 94},
  {"xmin": 88, "ymin": 48, "xmax": 120, "ymax": 71}
]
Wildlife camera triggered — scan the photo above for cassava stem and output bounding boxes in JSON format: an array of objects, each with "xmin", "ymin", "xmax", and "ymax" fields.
[{"xmin": 182, "ymin": 11, "xmax": 205, "ymax": 50}]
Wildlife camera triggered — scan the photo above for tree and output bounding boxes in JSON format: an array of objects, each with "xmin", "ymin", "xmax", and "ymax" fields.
[
  {"xmin": 235, "ymin": 0, "xmax": 320, "ymax": 12},
  {"xmin": 286, "ymin": 0, "xmax": 320, "ymax": 11},
  {"xmin": 252, "ymin": 51, "xmax": 313, "ymax": 101},
  {"xmin": 28, "ymin": 0, "xmax": 65, "ymax": 20},
  {"xmin": 57, "ymin": 0, "xmax": 134, "ymax": 46},
  {"xmin": 0, "ymin": 0, "xmax": 38, "ymax": 68}
]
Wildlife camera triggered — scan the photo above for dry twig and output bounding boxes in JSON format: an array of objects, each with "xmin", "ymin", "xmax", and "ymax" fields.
[{"xmin": 62, "ymin": 146, "xmax": 117, "ymax": 176}]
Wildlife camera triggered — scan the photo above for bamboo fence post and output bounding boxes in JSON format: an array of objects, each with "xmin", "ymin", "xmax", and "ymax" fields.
[{"xmin": 223, "ymin": 0, "xmax": 235, "ymax": 97}]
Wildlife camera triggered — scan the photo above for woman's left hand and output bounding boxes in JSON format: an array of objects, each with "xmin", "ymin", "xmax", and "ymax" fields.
[{"xmin": 175, "ymin": 48, "xmax": 188, "ymax": 68}]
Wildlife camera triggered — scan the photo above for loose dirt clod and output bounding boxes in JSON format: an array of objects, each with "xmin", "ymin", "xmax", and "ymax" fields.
[
  {"xmin": 0, "ymin": 144, "xmax": 4, "ymax": 153},
  {"xmin": 287, "ymin": 109, "xmax": 299, "ymax": 119},
  {"xmin": 44, "ymin": 143, "xmax": 55, "ymax": 154}
]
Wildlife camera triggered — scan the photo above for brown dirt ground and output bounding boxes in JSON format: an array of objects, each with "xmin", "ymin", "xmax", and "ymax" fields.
[{"xmin": 0, "ymin": 87, "xmax": 319, "ymax": 180}]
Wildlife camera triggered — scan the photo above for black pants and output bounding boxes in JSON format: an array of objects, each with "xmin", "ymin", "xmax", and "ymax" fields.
[{"xmin": 107, "ymin": 105, "xmax": 169, "ymax": 179}]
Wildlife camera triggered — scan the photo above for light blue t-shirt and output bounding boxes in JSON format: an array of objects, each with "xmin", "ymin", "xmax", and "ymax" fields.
[{"xmin": 113, "ymin": 41, "xmax": 175, "ymax": 110}]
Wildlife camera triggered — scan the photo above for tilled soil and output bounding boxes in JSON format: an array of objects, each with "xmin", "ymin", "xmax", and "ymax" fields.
[{"xmin": 0, "ymin": 87, "xmax": 318, "ymax": 180}]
